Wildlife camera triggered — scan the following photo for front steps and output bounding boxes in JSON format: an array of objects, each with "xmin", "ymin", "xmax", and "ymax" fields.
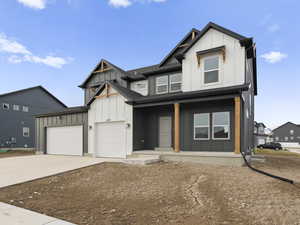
[{"xmin": 132, "ymin": 150, "xmax": 245, "ymax": 166}]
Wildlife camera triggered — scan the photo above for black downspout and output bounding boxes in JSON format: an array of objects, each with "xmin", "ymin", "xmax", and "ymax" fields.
[{"xmin": 241, "ymin": 152, "xmax": 294, "ymax": 185}]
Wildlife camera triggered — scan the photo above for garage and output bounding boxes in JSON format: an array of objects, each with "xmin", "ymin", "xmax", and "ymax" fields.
[
  {"xmin": 47, "ymin": 125, "xmax": 83, "ymax": 156},
  {"xmin": 95, "ymin": 122, "xmax": 126, "ymax": 158}
]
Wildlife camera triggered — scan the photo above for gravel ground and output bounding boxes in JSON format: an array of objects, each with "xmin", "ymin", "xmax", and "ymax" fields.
[
  {"xmin": 0, "ymin": 155, "xmax": 299, "ymax": 225},
  {"xmin": 0, "ymin": 150, "xmax": 35, "ymax": 158}
]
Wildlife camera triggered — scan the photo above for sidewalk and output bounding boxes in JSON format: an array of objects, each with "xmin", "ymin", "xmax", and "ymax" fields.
[{"xmin": 0, "ymin": 202, "xmax": 76, "ymax": 225}]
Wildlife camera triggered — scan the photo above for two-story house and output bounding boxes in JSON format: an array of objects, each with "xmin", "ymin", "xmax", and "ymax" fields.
[
  {"xmin": 254, "ymin": 122, "xmax": 272, "ymax": 146},
  {"xmin": 272, "ymin": 122, "xmax": 300, "ymax": 144},
  {"xmin": 35, "ymin": 22, "xmax": 257, "ymax": 162},
  {"xmin": 0, "ymin": 86, "xmax": 67, "ymax": 149}
]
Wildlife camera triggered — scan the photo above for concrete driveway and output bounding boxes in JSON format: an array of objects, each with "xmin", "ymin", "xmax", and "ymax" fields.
[{"xmin": 0, "ymin": 155, "xmax": 105, "ymax": 188}]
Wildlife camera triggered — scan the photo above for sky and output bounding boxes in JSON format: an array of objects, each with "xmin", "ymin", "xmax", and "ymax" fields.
[{"xmin": 0, "ymin": 0, "xmax": 299, "ymax": 129}]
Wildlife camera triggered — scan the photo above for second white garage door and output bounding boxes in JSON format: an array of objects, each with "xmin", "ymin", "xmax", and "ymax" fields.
[
  {"xmin": 47, "ymin": 126, "xmax": 83, "ymax": 156},
  {"xmin": 95, "ymin": 122, "xmax": 126, "ymax": 158}
]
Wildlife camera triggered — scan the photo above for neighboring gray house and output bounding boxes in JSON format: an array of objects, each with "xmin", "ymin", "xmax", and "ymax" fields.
[
  {"xmin": 272, "ymin": 122, "xmax": 300, "ymax": 143},
  {"xmin": 0, "ymin": 86, "xmax": 67, "ymax": 149},
  {"xmin": 254, "ymin": 122, "xmax": 271, "ymax": 146},
  {"xmin": 36, "ymin": 22, "xmax": 257, "ymax": 160}
]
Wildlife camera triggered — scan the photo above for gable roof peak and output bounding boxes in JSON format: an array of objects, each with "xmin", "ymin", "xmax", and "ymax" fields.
[{"xmin": 79, "ymin": 58, "xmax": 131, "ymax": 88}]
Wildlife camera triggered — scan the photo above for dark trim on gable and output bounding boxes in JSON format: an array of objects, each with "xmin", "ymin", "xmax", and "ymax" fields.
[
  {"xmin": 78, "ymin": 59, "xmax": 131, "ymax": 88},
  {"xmin": 0, "ymin": 86, "xmax": 67, "ymax": 108},
  {"xmin": 181, "ymin": 22, "xmax": 248, "ymax": 56},
  {"xmin": 86, "ymin": 80, "xmax": 143, "ymax": 106},
  {"xmin": 159, "ymin": 28, "xmax": 200, "ymax": 67}
]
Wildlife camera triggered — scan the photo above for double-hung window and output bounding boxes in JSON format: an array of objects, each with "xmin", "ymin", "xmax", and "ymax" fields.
[
  {"xmin": 204, "ymin": 56, "xmax": 219, "ymax": 84},
  {"xmin": 194, "ymin": 113, "xmax": 210, "ymax": 140},
  {"xmin": 169, "ymin": 74, "xmax": 182, "ymax": 92},
  {"xmin": 212, "ymin": 112, "xmax": 230, "ymax": 140},
  {"xmin": 23, "ymin": 127, "xmax": 30, "ymax": 137},
  {"xmin": 156, "ymin": 76, "xmax": 168, "ymax": 94}
]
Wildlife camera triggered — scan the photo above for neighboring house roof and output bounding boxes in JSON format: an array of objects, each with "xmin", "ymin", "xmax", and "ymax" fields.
[
  {"xmin": 79, "ymin": 59, "xmax": 133, "ymax": 88},
  {"xmin": 272, "ymin": 122, "xmax": 300, "ymax": 132},
  {"xmin": 0, "ymin": 86, "xmax": 67, "ymax": 108},
  {"xmin": 87, "ymin": 80, "xmax": 143, "ymax": 106},
  {"xmin": 35, "ymin": 106, "xmax": 89, "ymax": 118}
]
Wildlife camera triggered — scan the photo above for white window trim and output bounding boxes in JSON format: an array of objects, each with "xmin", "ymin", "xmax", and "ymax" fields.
[
  {"xmin": 23, "ymin": 127, "xmax": 30, "ymax": 137},
  {"xmin": 22, "ymin": 106, "xmax": 29, "ymax": 112},
  {"xmin": 194, "ymin": 113, "xmax": 210, "ymax": 140},
  {"xmin": 13, "ymin": 104, "xmax": 20, "ymax": 111},
  {"xmin": 169, "ymin": 74, "xmax": 182, "ymax": 93},
  {"xmin": 3, "ymin": 103, "xmax": 9, "ymax": 110},
  {"xmin": 202, "ymin": 55, "xmax": 222, "ymax": 86},
  {"xmin": 156, "ymin": 75, "xmax": 169, "ymax": 94},
  {"xmin": 212, "ymin": 112, "xmax": 230, "ymax": 140}
]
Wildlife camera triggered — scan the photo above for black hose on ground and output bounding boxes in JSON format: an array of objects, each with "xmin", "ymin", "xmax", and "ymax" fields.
[{"xmin": 241, "ymin": 152, "xmax": 294, "ymax": 185}]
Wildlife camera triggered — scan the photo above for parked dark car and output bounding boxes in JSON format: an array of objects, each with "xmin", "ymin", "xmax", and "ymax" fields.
[{"xmin": 257, "ymin": 142, "xmax": 282, "ymax": 150}]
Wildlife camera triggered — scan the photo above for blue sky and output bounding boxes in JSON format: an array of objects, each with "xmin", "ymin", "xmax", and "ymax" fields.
[{"xmin": 0, "ymin": 0, "xmax": 299, "ymax": 128}]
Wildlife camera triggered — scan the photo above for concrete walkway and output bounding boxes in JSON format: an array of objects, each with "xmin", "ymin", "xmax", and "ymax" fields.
[
  {"xmin": 0, "ymin": 155, "xmax": 105, "ymax": 188},
  {"xmin": 0, "ymin": 202, "xmax": 76, "ymax": 225}
]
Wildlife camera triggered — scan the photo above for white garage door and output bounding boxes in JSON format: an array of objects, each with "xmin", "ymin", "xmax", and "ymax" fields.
[
  {"xmin": 95, "ymin": 122, "xmax": 126, "ymax": 158},
  {"xmin": 258, "ymin": 138, "xmax": 266, "ymax": 145},
  {"xmin": 47, "ymin": 126, "xmax": 83, "ymax": 156}
]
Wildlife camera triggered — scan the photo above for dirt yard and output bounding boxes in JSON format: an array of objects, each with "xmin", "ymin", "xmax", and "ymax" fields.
[
  {"xmin": 0, "ymin": 150, "xmax": 35, "ymax": 158},
  {"xmin": 0, "ymin": 155, "xmax": 299, "ymax": 225}
]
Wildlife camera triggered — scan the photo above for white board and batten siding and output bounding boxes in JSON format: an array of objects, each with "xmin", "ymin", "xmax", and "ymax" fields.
[
  {"xmin": 130, "ymin": 80, "xmax": 148, "ymax": 96},
  {"xmin": 88, "ymin": 87, "xmax": 133, "ymax": 158},
  {"xmin": 182, "ymin": 28, "xmax": 245, "ymax": 92}
]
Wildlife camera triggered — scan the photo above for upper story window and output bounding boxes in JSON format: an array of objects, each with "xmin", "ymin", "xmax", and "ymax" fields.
[
  {"xmin": 156, "ymin": 74, "xmax": 182, "ymax": 94},
  {"xmin": 156, "ymin": 76, "xmax": 169, "ymax": 94},
  {"xmin": 2, "ymin": 103, "xmax": 9, "ymax": 110},
  {"xmin": 169, "ymin": 74, "xmax": 182, "ymax": 92},
  {"xmin": 22, "ymin": 106, "xmax": 29, "ymax": 112},
  {"xmin": 204, "ymin": 56, "xmax": 219, "ymax": 84},
  {"xmin": 13, "ymin": 104, "xmax": 20, "ymax": 111},
  {"xmin": 290, "ymin": 130, "xmax": 294, "ymax": 135}
]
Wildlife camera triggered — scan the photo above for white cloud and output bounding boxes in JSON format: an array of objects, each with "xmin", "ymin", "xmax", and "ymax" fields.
[
  {"xmin": 108, "ymin": 0, "xmax": 167, "ymax": 8},
  {"xmin": 1, "ymin": 33, "xmax": 72, "ymax": 69},
  {"xmin": 108, "ymin": 0, "xmax": 132, "ymax": 8},
  {"xmin": 9, "ymin": 55, "xmax": 73, "ymax": 68},
  {"xmin": 17, "ymin": 0, "xmax": 47, "ymax": 10},
  {"xmin": 0, "ymin": 33, "xmax": 31, "ymax": 55},
  {"xmin": 261, "ymin": 51, "xmax": 287, "ymax": 64},
  {"xmin": 268, "ymin": 24, "xmax": 280, "ymax": 33}
]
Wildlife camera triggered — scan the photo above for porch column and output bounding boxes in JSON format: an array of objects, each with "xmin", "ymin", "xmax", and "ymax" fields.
[
  {"xmin": 174, "ymin": 103, "xmax": 180, "ymax": 152},
  {"xmin": 234, "ymin": 96, "xmax": 241, "ymax": 154}
]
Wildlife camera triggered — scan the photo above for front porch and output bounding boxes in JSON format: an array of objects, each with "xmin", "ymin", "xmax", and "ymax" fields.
[{"xmin": 133, "ymin": 96, "xmax": 242, "ymax": 155}]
